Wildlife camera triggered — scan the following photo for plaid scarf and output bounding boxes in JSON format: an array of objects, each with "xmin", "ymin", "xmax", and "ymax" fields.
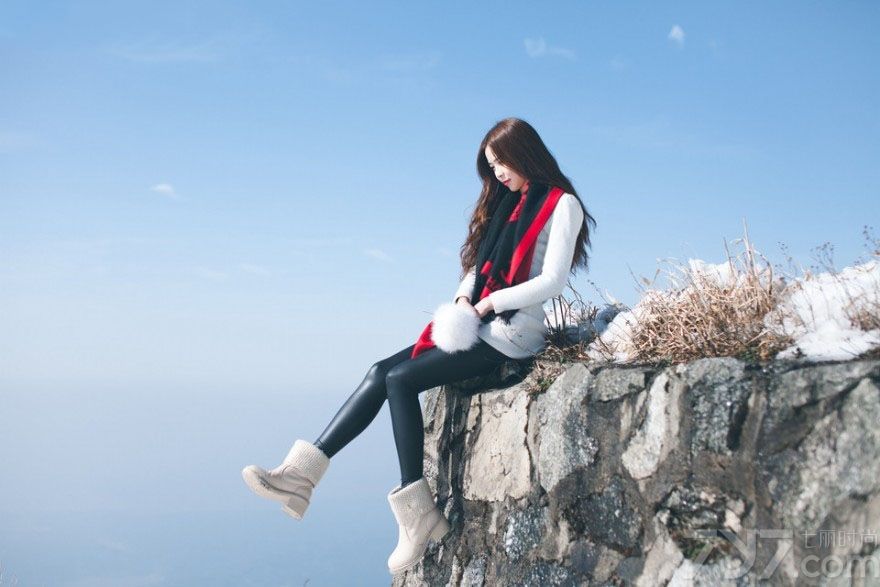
[{"xmin": 411, "ymin": 180, "xmax": 565, "ymax": 358}]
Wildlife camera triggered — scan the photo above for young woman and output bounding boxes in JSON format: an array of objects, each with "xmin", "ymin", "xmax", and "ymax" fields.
[{"xmin": 242, "ymin": 117, "xmax": 596, "ymax": 575}]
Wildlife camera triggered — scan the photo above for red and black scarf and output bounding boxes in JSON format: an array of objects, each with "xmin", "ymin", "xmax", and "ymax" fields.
[{"xmin": 411, "ymin": 180, "xmax": 565, "ymax": 358}]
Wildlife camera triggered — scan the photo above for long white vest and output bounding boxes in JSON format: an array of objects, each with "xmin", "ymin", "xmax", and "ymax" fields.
[{"xmin": 453, "ymin": 192, "xmax": 584, "ymax": 359}]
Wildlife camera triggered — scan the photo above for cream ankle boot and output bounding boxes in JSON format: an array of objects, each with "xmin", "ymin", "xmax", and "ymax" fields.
[
  {"xmin": 241, "ymin": 439, "xmax": 330, "ymax": 520},
  {"xmin": 386, "ymin": 477, "xmax": 451, "ymax": 575}
]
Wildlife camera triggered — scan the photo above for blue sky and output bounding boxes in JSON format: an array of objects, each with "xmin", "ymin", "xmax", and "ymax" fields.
[
  {"xmin": 3, "ymin": 1, "xmax": 879, "ymax": 389},
  {"xmin": 1, "ymin": 1, "xmax": 879, "ymax": 584}
]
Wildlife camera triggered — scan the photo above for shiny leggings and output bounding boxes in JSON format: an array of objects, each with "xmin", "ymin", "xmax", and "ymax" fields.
[{"xmin": 313, "ymin": 339, "xmax": 509, "ymax": 486}]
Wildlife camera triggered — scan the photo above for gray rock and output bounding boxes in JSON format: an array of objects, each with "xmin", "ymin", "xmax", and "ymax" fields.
[
  {"xmin": 520, "ymin": 561, "xmax": 579, "ymax": 586},
  {"xmin": 503, "ymin": 506, "xmax": 548, "ymax": 560},
  {"xmin": 461, "ymin": 555, "xmax": 487, "ymax": 586},
  {"xmin": 532, "ymin": 363, "xmax": 599, "ymax": 494},
  {"xmin": 565, "ymin": 476, "xmax": 642, "ymax": 552},
  {"xmin": 398, "ymin": 357, "xmax": 880, "ymax": 586},
  {"xmin": 621, "ymin": 370, "xmax": 683, "ymax": 480},
  {"xmin": 763, "ymin": 377, "xmax": 880, "ymax": 533},
  {"xmin": 592, "ymin": 366, "xmax": 648, "ymax": 402},
  {"xmin": 682, "ymin": 357, "xmax": 750, "ymax": 455},
  {"xmin": 462, "ymin": 386, "xmax": 532, "ymax": 501}
]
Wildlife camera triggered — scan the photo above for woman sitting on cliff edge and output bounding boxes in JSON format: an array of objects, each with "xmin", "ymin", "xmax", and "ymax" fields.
[{"xmin": 242, "ymin": 116, "xmax": 597, "ymax": 575}]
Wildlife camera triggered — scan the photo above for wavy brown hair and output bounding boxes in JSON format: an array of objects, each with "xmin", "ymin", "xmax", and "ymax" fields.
[{"xmin": 459, "ymin": 117, "xmax": 596, "ymax": 280}]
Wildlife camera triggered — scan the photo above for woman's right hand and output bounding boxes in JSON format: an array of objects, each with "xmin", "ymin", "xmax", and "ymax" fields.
[{"xmin": 456, "ymin": 297, "xmax": 478, "ymax": 314}]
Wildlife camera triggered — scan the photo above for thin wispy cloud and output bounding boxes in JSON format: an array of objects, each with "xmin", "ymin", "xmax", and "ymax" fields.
[
  {"xmin": 50, "ymin": 236, "xmax": 174, "ymax": 250},
  {"xmin": 239, "ymin": 263, "xmax": 272, "ymax": 276},
  {"xmin": 436, "ymin": 246, "xmax": 457, "ymax": 259},
  {"xmin": 288, "ymin": 54, "xmax": 345, "ymax": 82},
  {"xmin": 194, "ymin": 267, "xmax": 229, "ymax": 281},
  {"xmin": 668, "ymin": 25, "xmax": 685, "ymax": 47},
  {"xmin": 108, "ymin": 37, "xmax": 223, "ymax": 63},
  {"xmin": 97, "ymin": 538, "xmax": 133, "ymax": 554},
  {"xmin": 150, "ymin": 183, "xmax": 177, "ymax": 199},
  {"xmin": 524, "ymin": 37, "xmax": 576, "ymax": 60},
  {"xmin": 262, "ymin": 236, "xmax": 357, "ymax": 260},
  {"xmin": 0, "ymin": 130, "xmax": 40, "ymax": 153},
  {"xmin": 364, "ymin": 248, "xmax": 393, "ymax": 262},
  {"xmin": 608, "ymin": 55, "xmax": 630, "ymax": 71},
  {"xmin": 191, "ymin": 263, "xmax": 283, "ymax": 281},
  {"xmin": 378, "ymin": 51, "xmax": 442, "ymax": 73},
  {"xmin": 589, "ymin": 116, "xmax": 758, "ymax": 158},
  {"xmin": 61, "ymin": 570, "xmax": 165, "ymax": 587},
  {"xmin": 283, "ymin": 236, "xmax": 355, "ymax": 248},
  {"xmin": 290, "ymin": 51, "xmax": 441, "ymax": 86}
]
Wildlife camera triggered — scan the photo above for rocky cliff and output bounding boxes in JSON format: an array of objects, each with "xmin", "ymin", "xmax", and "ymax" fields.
[{"xmin": 394, "ymin": 357, "xmax": 880, "ymax": 586}]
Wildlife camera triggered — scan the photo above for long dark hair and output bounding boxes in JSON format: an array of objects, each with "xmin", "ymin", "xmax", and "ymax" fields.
[{"xmin": 459, "ymin": 117, "xmax": 596, "ymax": 279}]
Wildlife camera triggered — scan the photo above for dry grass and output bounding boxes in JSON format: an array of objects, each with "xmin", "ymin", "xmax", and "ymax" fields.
[
  {"xmin": 844, "ymin": 226, "xmax": 880, "ymax": 333},
  {"xmin": 621, "ymin": 221, "xmax": 793, "ymax": 364},
  {"xmin": 761, "ymin": 225, "xmax": 880, "ymax": 361},
  {"xmin": 522, "ymin": 221, "xmax": 880, "ymax": 376}
]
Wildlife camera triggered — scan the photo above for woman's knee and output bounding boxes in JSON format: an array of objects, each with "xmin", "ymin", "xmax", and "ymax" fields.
[
  {"xmin": 384, "ymin": 365, "xmax": 413, "ymax": 400},
  {"xmin": 337, "ymin": 362, "xmax": 388, "ymax": 407},
  {"xmin": 359, "ymin": 362, "xmax": 389, "ymax": 392},
  {"xmin": 366, "ymin": 361, "xmax": 386, "ymax": 380}
]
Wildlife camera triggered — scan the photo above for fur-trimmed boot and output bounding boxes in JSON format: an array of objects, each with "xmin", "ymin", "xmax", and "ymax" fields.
[
  {"xmin": 241, "ymin": 439, "xmax": 329, "ymax": 520},
  {"xmin": 386, "ymin": 477, "xmax": 451, "ymax": 575}
]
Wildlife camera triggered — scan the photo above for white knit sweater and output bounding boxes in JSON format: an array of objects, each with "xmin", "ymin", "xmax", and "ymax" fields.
[{"xmin": 452, "ymin": 192, "xmax": 585, "ymax": 359}]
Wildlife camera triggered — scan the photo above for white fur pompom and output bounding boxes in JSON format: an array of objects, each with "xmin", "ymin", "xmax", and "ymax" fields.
[{"xmin": 430, "ymin": 301, "xmax": 481, "ymax": 353}]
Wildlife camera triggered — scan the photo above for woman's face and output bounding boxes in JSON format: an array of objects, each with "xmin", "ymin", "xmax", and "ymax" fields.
[{"xmin": 485, "ymin": 145, "xmax": 527, "ymax": 192}]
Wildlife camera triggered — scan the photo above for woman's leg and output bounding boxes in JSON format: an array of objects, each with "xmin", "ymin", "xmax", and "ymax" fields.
[
  {"xmin": 385, "ymin": 339, "xmax": 508, "ymax": 486},
  {"xmin": 312, "ymin": 344, "xmax": 417, "ymax": 458}
]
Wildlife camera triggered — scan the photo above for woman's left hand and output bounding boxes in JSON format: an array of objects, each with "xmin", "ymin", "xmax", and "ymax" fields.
[{"xmin": 473, "ymin": 298, "xmax": 494, "ymax": 318}]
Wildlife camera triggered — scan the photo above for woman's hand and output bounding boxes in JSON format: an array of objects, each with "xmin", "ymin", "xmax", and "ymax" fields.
[
  {"xmin": 473, "ymin": 297, "xmax": 494, "ymax": 318},
  {"xmin": 456, "ymin": 295, "xmax": 494, "ymax": 318},
  {"xmin": 455, "ymin": 296, "xmax": 476, "ymax": 313}
]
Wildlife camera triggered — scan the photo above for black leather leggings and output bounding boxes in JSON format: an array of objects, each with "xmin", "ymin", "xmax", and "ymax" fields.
[{"xmin": 313, "ymin": 339, "xmax": 509, "ymax": 486}]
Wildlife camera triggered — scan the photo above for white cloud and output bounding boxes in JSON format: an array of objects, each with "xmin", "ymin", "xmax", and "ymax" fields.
[
  {"xmin": 708, "ymin": 38, "xmax": 724, "ymax": 54},
  {"xmin": 378, "ymin": 51, "xmax": 442, "ymax": 72},
  {"xmin": 289, "ymin": 51, "xmax": 442, "ymax": 87},
  {"xmin": 289, "ymin": 54, "xmax": 355, "ymax": 84},
  {"xmin": 151, "ymin": 183, "xmax": 177, "ymax": 199},
  {"xmin": 108, "ymin": 37, "xmax": 223, "ymax": 63},
  {"xmin": 0, "ymin": 130, "xmax": 40, "ymax": 153},
  {"xmin": 194, "ymin": 267, "xmax": 229, "ymax": 281},
  {"xmin": 239, "ymin": 263, "xmax": 271, "ymax": 276},
  {"xmin": 524, "ymin": 37, "xmax": 576, "ymax": 60},
  {"xmin": 668, "ymin": 25, "xmax": 685, "ymax": 47},
  {"xmin": 61, "ymin": 571, "xmax": 165, "ymax": 587},
  {"xmin": 364, "ymin": 248, "xmax": 393, "ymax": 262},
  {"xmin": 96, "ymin": 538, "xmax": 133, "ymax": 553},
  {"xmin": 609, "ymin": 55, "xmax": 629, "ymax": 71},
  {"xmin": 588, "ymin": 115, "xmax": 759, "ymax": 158},
  {"xmin": 285, "ymin": 236, "xmax": 355, "ymax": 248},
  {"xmin": 194, "ymin": 263, "xmax": 280, "ymax": 281}
]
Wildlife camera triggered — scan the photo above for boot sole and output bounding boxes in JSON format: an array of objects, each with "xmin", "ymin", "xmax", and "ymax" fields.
[
  {"xmin": 388, "ymin": 515, "xmax": 451, "ymax": 575},
  {"xmin": 241, "ymin": 466, "xmax": 310, "ymax": 519}
]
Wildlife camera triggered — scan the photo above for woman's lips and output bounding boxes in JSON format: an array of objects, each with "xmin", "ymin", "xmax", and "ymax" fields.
[{"xmin": 502, "ymin": 180, "xmax": 510, "ymax": 185}]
